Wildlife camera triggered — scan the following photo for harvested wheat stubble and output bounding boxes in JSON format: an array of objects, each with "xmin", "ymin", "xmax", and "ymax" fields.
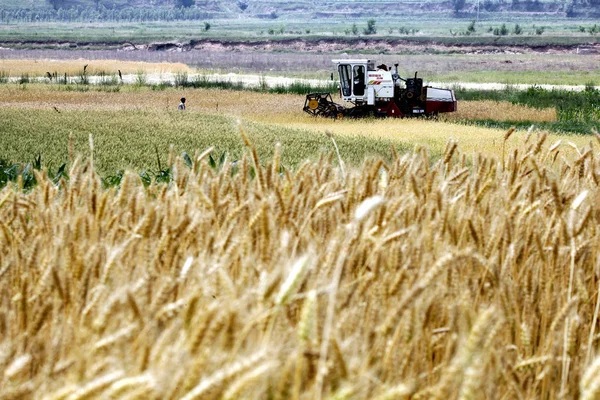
[{"xmin": 1, "ymin": 130, "xmax": 600, "ymax": 400}]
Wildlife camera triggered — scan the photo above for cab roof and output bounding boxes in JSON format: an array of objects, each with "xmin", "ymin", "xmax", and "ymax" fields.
[{"xmin": 331, "ymin": 59, "xmax": 372, "ymax": 64}]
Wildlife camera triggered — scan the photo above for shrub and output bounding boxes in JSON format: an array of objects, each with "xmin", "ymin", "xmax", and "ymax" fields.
[
  {"xmin": 135, "ymin": 71, "xmax": 147, "ymax": 86},
  {"xmin": 467, "ymin": 20, "xmax": 476, "ymax": 34},
  {"xmin": 174, "ymin": 72, "xmax": 189, "ymax": 87},
  {"xmin": 513, "ymin": 24, "xmax": 522, "ymax": 35},
  {"xmin": 363, "ymin": 19, "xmax": 377, "ymax": 35}
]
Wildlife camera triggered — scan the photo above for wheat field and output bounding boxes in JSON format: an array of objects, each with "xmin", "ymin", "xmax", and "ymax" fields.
[
  {"xmin": 1, "ymin": 126, "xmax": 600, "ymax": 399},
  {"xmin": 0, "ymin": 85, "xmax": 591, "ymax": 174},
  {"xmin": 0, "ymin": 60, "xmax": 192, "ymax": 77}
]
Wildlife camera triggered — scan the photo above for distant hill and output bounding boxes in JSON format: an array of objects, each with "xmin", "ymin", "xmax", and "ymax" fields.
[{"xmin": 0, "ymin": 0, "xmax": 598, "ymax": 19}]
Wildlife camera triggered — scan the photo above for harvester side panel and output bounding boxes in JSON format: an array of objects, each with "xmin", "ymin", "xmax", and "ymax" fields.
[{"xmin": 424, "ymin": 87, "xmax": 457, "ymax": 114}]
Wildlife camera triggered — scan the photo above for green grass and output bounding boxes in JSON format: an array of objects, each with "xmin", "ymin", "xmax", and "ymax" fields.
[
  {"xmin": 454, "ymin": 86, "xmax": 600, "ymax": 134},
  {"xmin": 0, "ymin": 18, "xmax": 599, "ymax": 46},
  {"xmin": 0, "ymin": 109, "xmax": 407, "ymax": 175},
  {"xmin": 173, "ymin": 74, "xmax": 339, "ymax": 95},
  {"xmin": 432, "ymin": 70, "xmax": 600, "ymax": 86}
]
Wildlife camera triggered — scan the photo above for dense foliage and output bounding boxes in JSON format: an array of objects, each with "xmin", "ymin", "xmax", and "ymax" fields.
[{"xmin": 0, "ymin": 6, "xmax": 218, "ymax": 23}]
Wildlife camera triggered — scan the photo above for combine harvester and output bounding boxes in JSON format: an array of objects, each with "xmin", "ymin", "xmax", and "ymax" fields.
[{"xmin": 304, "ymin": 59, "xmax": 457, "ymax": 118}]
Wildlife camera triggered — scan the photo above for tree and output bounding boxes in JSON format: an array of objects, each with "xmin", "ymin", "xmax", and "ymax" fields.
[
  {"xmin": 351, "ymin": 23, "xmax": 358, "ymax": 35},
  {"xmin": 363, "ymin": 19, "xmax": 377, "ymax": 35},
  {"xmin": 175, "ymin": 0, "xmax": 195, "ymax": 8},
  {"xmin": 493, "ymin": 24, "xmax": 508, "ymax": 35},
  {"xmin": 513, "ymin": 23, "xmax": 522, "ymax": 34},
  {"xmin": 204, "ymin": 21, "xmax": 211, "ymax": 31},
  {"xmin": 452, "ymin": 0, "xmax": 466, "ymax": 14},
  {"xmin": 467, "ymin": 20, "xmax": 476, "ymax": 34},
  {"xmin": 564, "ymin": 0, "xmax": 575, "ymax": 17},
  {"xmin": 237, "ymin": 1, "xmax": 248, "ymax": 11},
  {"xmin": 47, "ymin": 0, "xmax": 65, "ymax": 11}
]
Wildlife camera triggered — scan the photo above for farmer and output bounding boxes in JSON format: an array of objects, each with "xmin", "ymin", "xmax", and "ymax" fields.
[{"xmin": 178, "ymin": 97, "xmax": 186, "ymax": 110}]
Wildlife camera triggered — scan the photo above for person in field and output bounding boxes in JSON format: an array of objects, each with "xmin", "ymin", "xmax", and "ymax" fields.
[{"xmin": 178, "ymin": 97, "xmax": 186, "ymax": 110}]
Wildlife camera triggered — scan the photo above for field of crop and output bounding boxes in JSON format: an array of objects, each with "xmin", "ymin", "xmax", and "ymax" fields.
[
  {"xmin": 2, "ymin": 122, "xmax": 600, "ymax": 398},
  {"xmin": 0, "ymin": 59, "xmax": 191, "ymax": 77},
  {"xmin": 2, "ymin": 76, "xmax": 600, "ymax": 399},
  {"xmin": 0, "ymin": 84, "xmax": 594, "ymax": 176}
]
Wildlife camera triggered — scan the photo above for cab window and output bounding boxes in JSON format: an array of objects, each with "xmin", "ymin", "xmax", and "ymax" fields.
[
  {"xmin": 338, "ymin": 64, "xmax": 351, "ymax": 96},
  {"xmin": 353, "ymin": 65, "xmax": 365, "ymax": 96}
]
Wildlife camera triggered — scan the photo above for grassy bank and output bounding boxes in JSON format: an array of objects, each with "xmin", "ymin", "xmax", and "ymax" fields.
[{"xmin": 454, "ymin": 85, "xmax": 600, "ymax": 134}]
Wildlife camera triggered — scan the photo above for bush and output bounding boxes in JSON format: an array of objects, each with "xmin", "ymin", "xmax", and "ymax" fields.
[
  {"xmin": 135, "ymin": 71, "xmax": 146, "ymax": 86},
  {"xmin": 363, "ymin": 19, "xmax": 376, "ymax": 35},
  {"xmin": 204, "ymin": 21, "xmax": 211, "ymax": 31},
  {"xmin": 352, "ymin": 23, "xmax": 358, "ymax": 35},
  {"xmin": 513, "ymin": 24, "xmax": 522, "ymax": 35},
  {"xmin": 174, "ymin": 72, "xmax": 189, "ymax": 87},
  {"xmin": 175, "ymin": 0, "xmax": 195, "ymax": 8},
  {"xmin": 585, "ymin": 81, "xmax": 596, "ymax": 92},
  {"xmin": 493, "ymin": 24, "xmax": 508, "ymax": 36},
  {"xmin": 467, "ymin": 20, "xmax": 476, "ymax": 35}
]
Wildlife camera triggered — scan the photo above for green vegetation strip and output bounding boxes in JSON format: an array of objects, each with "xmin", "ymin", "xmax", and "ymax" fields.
[
  {"xmin": 0, "ymin": 109, "xmax": 408, "ymax": 182},
  {"xmin": 455, "ymin": 86, "xmax": 600, "ymax": 134}
]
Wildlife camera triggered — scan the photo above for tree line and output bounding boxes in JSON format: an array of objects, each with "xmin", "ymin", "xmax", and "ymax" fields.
[{"xmin": 0, "ymin": 6, "xmax": 216, "ymax": 23}]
